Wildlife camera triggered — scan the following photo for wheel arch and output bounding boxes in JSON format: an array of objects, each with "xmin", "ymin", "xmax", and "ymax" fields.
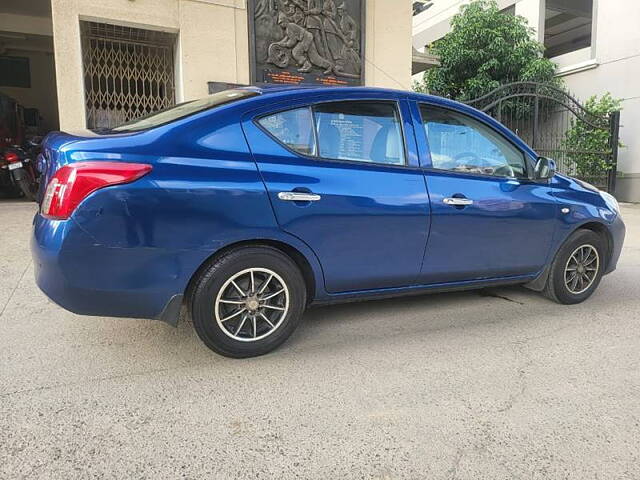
[
  {"xmin": 526, "ymin": 219, "xmax": 613, "ymax": 292},
  {"xmin": 184, "ymin": 239, "xmax": 320, "ymax": 307},
  {"xmin": 574, "ymin": 221, "xmax": 613, "ymax": 270}
]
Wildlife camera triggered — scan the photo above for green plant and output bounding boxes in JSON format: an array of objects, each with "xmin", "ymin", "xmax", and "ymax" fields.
[
  {"xmin": 564, "ymin": 93, "xmax": 622, "ymax": 177},
  {"xmin": 414, "ymin": 0, "xmax": 559, "ymax": 100}
]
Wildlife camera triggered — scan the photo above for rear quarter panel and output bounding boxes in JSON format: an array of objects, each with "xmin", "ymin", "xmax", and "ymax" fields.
[{"xmin": 48, "ymin": 103, "xmax": 326, "ymax": 316}]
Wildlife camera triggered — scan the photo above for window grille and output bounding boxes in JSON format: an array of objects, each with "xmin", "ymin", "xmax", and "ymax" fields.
[{"xmin": 81, "ymin": 22, "xmax": 176, "ymax": 129}]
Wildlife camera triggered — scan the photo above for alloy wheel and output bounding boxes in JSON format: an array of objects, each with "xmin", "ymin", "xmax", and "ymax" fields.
[
  {"xmin": 214, "ymin": 268, "xmax": 290, "ymax": 342},
  {"xmin": 564, "ymin": 244, "xmax": 599, "ymax": 295}
]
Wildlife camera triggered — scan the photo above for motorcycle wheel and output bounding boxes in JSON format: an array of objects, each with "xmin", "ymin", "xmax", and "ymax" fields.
[{"xmin": 17, "ymin": 178, "xmax": 37, "ymax": 201}]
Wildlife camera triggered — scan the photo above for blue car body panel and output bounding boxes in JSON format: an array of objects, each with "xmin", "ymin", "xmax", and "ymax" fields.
[
  {"xmin": 242, "ymin": 93, "xmax": 430, "ymax": 292},
  {"xmin": 417, "ymin": 170, "xmax": 558, "ymax": 283},
  {"xmin": 31, "ymin": 86, "xmax": 625, "ymax": 323},
  {"xmin": 406, "ymin": 98, "xmax": 558, "ymax": 282}
]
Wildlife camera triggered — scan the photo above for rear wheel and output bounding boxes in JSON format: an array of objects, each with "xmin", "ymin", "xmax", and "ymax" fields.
[
  {"xmin": 544, "ymin": 229, "xmax": 606, "ymax": 304},
  {"xmin": 17, "ymin": 177, "xmax": 37, "ymax": 201},
  {"xmin": 189, "ymin": 246, "xmax": 306, "ymax": 358}
]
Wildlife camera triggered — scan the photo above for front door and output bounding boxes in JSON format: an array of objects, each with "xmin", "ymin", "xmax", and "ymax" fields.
[
  {"xmin": 414, "ymin": 103, "xmax": 558, "ymax": 284},
  {"xmin": 243, "ymin": 98, "xmax": 430, "ymax": 293}
]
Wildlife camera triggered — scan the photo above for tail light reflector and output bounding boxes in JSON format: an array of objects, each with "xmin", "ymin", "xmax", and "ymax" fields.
[
  {"xmin": 41, "ymin": 161, "xmax": 152, "ymax": 220},
  {"xmin": 4, "ymin": 152, "xmax": 20, "ymax": 163}
]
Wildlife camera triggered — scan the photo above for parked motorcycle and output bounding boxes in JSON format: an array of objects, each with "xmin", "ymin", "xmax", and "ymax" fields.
[
  {"xmin": 0, "ymin": 93, "xmax": 47, "ymax": 200},
  {"xmin": 0, "ymin": 152, "xmax": 23, "ymax": 198},
  {"xmin": 1, "ymin": 139, "xmax": 41, "ymax": 201}
]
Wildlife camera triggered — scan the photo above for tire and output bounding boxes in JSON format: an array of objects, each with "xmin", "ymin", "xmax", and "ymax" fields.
[
  {"xmin": 17, "ymin": 178, "xmax": 37, "ymax": 201},
  {"xmin": 189, "ymin": 246, "xmax": 307, "ymax": 358},
  {"xmin": 543, "ymin": 229, "xmax": 606, "ymax": 304}
]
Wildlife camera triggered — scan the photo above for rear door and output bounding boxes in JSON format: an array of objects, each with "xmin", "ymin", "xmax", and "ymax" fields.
[
  {"xmin": 243, "ymin": 95, "xmax": 431, "ymax": 293},
  {"xmin": 412, "ymin": 102, "xmax": 558, "ymax": 284}
]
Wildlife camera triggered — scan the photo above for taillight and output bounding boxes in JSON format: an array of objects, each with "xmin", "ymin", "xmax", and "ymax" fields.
[
  {"xmin": 4, "ymin": 152, "xmax": 20, "ymax": 163},
  {"xmin": 41, "ymin": 161, "xmax": 152, "ymax": 220}
]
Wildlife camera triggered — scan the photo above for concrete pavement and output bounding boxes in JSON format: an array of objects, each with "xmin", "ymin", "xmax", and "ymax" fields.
[{"xmin": 1, "ymin": 200, "xmax": 639, "ymax": 479}]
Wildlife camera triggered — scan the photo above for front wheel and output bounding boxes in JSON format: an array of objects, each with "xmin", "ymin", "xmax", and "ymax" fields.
[
  {"xmin": 544, "ymin": 229, "xmax": 606, "ymax": 304},
  {"xmin": 189, "ymin": 246, "xmax": 307, "ymax": 358}
]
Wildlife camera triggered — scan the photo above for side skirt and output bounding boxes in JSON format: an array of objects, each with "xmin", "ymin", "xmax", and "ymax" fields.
[{"xmin": 309, "ymin": 273, "xmax": 539, "ymax": 307}]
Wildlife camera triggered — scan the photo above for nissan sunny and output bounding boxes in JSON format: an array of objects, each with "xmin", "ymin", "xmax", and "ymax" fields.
[{"xmin": 32, "ymin": 86, "xmax": 625, "ymax": 357}]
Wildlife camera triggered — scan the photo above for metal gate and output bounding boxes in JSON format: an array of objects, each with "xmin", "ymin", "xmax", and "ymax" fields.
[
  {"xmin": 81, "ymin": 22, "xmax": 176, "ymax": 129},
  {"xmin": 465, "ymin": 82, "xmax": 621, "ymax": 193}
]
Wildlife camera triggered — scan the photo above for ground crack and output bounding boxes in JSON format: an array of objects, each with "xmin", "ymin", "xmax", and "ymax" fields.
[
  {"xmin": 477, "ymin": 289, "xmax": 525, "ymax": 305},
  {"xmin": 0, "ymin": 260, "xmax": 31, "ymax": 319}
]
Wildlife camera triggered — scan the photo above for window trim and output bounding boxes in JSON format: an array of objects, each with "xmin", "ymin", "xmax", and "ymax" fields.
[
  {"xmin": 417, "ymin": 102, "xmax": 533, "ymax": 180},
  {"xmin": 254, "ymin": 99, "xmax": 411, "ymax": 169}
]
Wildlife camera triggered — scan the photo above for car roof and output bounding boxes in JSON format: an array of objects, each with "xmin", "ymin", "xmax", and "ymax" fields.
[
  {"xmin": 248, "ymin": 84, "xmax": 425, "ymax": 99},
  {"xmin": 244, "ymin": 84, "xmax": 472, "ymax": 112},
  {"xmin": 253, "ymin": 84, "xmax": 402, "ymax": 93}
]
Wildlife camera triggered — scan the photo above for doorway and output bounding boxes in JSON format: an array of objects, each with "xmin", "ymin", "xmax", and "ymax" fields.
[{"xmin": 80, "ymin": 21, "xmax": 177, "ymax": 129}]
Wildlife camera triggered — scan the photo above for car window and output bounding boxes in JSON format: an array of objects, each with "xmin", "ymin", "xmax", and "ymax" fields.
[
  {"xmin": 258, "ymin": 107, "xmax": 316, "ymax": 156},
  {"xmin": 420, "ymin": 105, "xmax": 526, "ymax": 178},
  {"xmin": 110, "ymin": 89, "xmax": 259, "ymax": 132},
  {"xmin": 313, "ymin": 102, "xmax": 405, "ymax": 166}
]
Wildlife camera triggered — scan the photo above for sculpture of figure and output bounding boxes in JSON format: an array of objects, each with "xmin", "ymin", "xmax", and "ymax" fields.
[
  {"xmin": 289, "ymin": 0, "xmax": 308, "ymax": 26},
  {"xmin": 302, "ymin": 0, "xmax": 328, "ymax": 59},
  {"xmin": 335, "ymin": 2, "xmax": 361, "ymax": 76},
  {"xmin": 255, "ymin": 0, "xmax": 277, "ymax": 17},
  {"xmin": 337, "ymin": 2, "xmax": 358, "ymax": 50},
  {"xmin": 273, "ymin": 12, "xmax": 334, "ymax": 74},
  {"xmin": 257, "ymin": 0, "xmax": 362, "ymax": 80},
  {"xmin": 321, "ymin": 0, "xmax": 346, "ymax": 64}
]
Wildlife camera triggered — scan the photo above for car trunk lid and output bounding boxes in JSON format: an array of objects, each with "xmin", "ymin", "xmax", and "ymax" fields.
[{"xmin": 37, "ymin": 129, "xmax": 133, "ymax": 204}]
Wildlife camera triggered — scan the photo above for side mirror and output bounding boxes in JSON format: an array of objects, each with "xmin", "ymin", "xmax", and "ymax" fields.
[{"xmin": 533, "ymin": 157, "xmax": 556, "ymax": 181}]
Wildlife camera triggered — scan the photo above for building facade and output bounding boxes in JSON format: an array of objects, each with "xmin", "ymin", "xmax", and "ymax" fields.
[
  {"xmin": 0, "ymin": 0, "xmax": 413, "ymax": 133},
  {"xmin": 413, "ymin": 0, "xmax": 640, "ymax": 202}
]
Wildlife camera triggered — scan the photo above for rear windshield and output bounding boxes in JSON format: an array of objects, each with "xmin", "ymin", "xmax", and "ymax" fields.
[{"xmin": 109, "ymin": 89, "xmax": 259, "ymax": 133}]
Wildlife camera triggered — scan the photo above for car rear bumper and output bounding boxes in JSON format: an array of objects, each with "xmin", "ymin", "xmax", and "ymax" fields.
[{"xmin": 31, "ymin": 213, "xmax": 194, "ymax": 323}]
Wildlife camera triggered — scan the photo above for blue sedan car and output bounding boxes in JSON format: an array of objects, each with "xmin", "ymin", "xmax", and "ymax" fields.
[{"xmin": 32, "ymin": 86, "xmax": 625, "ymax": 357}]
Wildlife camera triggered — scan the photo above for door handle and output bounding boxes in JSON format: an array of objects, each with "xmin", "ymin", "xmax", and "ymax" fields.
[
  {"xmin": 278, "ymin": 191, "xmax": 321, "ymax": 202},
  {"xmin": 443, "ymin": 197, "xmax": 473, "ymax": 206}
]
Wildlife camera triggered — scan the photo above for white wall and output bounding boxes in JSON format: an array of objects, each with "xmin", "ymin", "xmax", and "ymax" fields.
[
  {"xmin": 366, "ymin": 0, "xmax": 413, "ymax": 89},
  {"xmin": 556, "ymin": 0, "xmax": 640, "ymax": 201}
]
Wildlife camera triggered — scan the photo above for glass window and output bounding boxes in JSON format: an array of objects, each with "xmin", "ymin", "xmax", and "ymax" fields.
[
  {"xmin": 313, "ymin": 102, "xmax": 405, "ymax": 166},
  {"xmin": 110, "ymin": 89, "xmax": 259, "ymax": 133},
  {"xmin": 258, "ymin": 107, "xmax": 316, "ymax": 156},
  {"xmin": 544, "ymin": 0, "xmax": 593, "ymax": 58},
  {"xmin": 420, "ymin": 105, "xmax": 527, "ymax": 178}
]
